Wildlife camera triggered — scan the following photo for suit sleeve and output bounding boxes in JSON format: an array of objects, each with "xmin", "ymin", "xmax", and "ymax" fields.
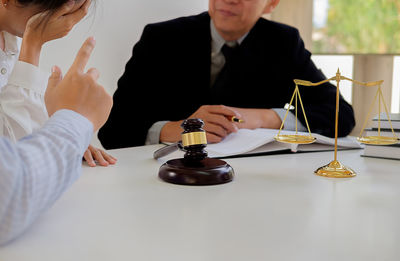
[{"xmin": 288, "ymin": 29, "xmax": 355, "ymax": 137}]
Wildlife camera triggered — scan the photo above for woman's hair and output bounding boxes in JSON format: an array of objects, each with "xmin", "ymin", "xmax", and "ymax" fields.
[
  {"xmin": 16, "ymin": 0, "xmax": 75, "ymax": 12},
  {"xmin": 15, "ymin": 0, "xmax": 89, "ymax": 29}
]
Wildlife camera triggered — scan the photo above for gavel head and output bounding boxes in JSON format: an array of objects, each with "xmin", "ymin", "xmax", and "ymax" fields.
[{"xmin": 181, "ymin": 118, "xmax": 208, "ymax": 162}]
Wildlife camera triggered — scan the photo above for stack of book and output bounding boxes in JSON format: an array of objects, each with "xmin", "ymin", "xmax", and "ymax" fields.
[{"xmin": 361, "ymin": 113, "xmax": 400, "ymax": 160}]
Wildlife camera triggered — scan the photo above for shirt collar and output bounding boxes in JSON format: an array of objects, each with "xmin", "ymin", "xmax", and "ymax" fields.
[
  {"xmin": 2, "ymin": 31, "xmax": 19, "ymax": 56},
  {"xmin": 210, "ymin": 19, "xmax": 248, "ymax": 54}
]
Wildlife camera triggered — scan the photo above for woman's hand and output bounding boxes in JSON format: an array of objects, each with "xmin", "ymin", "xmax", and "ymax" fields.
[
  {"xmin": 45, "ymin": 37, "xmax": 113, "ymax": 131},
  {"xmin": 83, "ymin": 145, "xmax": 117, "ymax": 167},
  {"xmin": 19, "ymin": 0, "xmax": 91, "ymax": 66},
  {"xmin": 45, "ymin": 37, "xmax": 115, "ymax": 167}
]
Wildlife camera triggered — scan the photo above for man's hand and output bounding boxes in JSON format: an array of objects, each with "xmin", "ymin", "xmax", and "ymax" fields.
[
  {"xmin": 45, "ymin": 37, "xmax": 113, "ymax": 132},
  {"xmin": 20, "ymin": 0, "xmax": 91, "ymax": 66},
  {"xmin": 226, "ymin": 107, "xmax": 282, "ymax": 130},
  {"xmin": 160, "ymin": 105, "xmax": 241, "ymax": 144},
  {"xmin": 160, "ymin": 106, "xmax": 282, "ymax": 144}
]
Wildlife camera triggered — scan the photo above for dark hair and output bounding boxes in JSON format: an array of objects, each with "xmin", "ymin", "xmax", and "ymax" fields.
[
  {"xmin": 16, "ymin": 0, "xmax": 90, "ymax": 29},
  {"xmin": 16, "ymin": 0, "xmax": 75, "ymax": 12}
]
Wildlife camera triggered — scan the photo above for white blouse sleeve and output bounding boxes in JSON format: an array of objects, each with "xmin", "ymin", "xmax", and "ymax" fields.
[{"xmin": 0, "ymin": 61, "xmax": 49, "ymax": 142}]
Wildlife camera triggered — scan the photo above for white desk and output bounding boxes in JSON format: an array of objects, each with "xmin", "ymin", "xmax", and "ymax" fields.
[{"xmin": 0, "ymin": 145, "xmax": 399, "ymax": 261}]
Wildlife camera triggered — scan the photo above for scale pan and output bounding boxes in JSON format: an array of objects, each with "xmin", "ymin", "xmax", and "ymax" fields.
[
  {"xmin": 357, "ymin": 136, "xmax": 399, "ymax": 145},
  {"xmin": 275, "ymin": 134, "xmax": 316, "ymax": 144}
]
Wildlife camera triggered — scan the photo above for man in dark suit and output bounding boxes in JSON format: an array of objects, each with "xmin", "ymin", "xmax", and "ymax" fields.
[{"xmin": 98, "ymin": 0, "xmax": 355, "ymax": 149}]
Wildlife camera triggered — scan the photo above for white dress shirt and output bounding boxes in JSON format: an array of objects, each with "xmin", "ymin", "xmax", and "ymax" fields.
[
  {"xmin": 0, "ymin": 31, "xmax": 49, "ymax": 142},
  {"xmin": 0, "ymin": 109, "xmax": 93, "ymax": 246}
]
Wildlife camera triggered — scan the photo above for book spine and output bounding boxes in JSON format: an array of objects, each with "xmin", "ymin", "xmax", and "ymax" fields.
[
  {"xmin": 370, "ymin": 128, "xmax": 400, "ymax": 132},
  {"xmin": 365, "ymin": 144, "xmax": 400, "ymax": 148}
]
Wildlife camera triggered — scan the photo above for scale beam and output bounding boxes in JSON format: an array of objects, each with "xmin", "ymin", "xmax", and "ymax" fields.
[{"xmin": 275, "ymin": 69, "xmax": 397, "ymax": 178}]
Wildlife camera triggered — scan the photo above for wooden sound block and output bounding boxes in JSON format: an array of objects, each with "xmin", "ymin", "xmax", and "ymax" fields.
[{"xmin": 158, "ymin": 158, "xmax": 234, "ymax": 186}]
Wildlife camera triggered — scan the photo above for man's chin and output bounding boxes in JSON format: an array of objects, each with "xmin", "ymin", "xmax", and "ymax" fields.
[
  {"xmin": 214, "ymin": 19, "xmax": 239, "ymax": 31},
  {"xmin": 215, "ymin": 25, "xmax": 242, "ymax": 37}
]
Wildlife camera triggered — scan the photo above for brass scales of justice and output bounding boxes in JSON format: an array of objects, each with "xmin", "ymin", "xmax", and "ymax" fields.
[{"xmin": 275, "ymin": 69, "xmax": 399, "ymax": 178}]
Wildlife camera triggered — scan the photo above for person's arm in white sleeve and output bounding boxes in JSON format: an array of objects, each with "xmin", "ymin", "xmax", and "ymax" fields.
[
  {"xmin": 0, "ymin": 60, "xmax": 49, "ymax": 141},
  {"xmin": 0, "ymin": 110, "xmax": 93, "ymax": 246}
]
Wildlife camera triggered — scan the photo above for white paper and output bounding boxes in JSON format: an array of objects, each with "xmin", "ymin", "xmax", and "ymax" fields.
[{"xmin": 206, "ymin": 129, "xmax": 362, "ymax": 158}]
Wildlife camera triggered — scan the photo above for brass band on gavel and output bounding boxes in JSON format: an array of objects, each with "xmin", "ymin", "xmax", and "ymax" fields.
[{"xmin": 182, "ymin": 131, "xmax": 207, "ymax": 147}]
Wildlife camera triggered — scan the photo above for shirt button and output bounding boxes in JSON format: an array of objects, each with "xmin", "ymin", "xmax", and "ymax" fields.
[{"xmin": 1, "ymin": 68, "xmax": 7, "ymax": 75}]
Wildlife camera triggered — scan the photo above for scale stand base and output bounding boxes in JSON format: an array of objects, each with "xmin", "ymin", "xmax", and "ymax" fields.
[{"xmin": 315, "ymin": 160, "xmax": 356, "ymax": 178}]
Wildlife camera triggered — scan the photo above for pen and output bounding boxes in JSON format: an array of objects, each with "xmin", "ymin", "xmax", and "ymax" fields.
[{"xmin": 231, "ymin": 116, "xmax": 245, "ymax": 123}]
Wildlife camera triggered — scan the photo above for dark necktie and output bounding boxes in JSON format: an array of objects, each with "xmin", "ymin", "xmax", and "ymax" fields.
[{"xmin": 211, "ymin": 43, "xmax": 240, "ymax": 103}]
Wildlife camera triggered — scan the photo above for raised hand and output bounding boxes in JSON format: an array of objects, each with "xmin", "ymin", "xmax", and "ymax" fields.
[{"xmin": 45, "ymin": 37, "xmax": 112, "ymax": 132}]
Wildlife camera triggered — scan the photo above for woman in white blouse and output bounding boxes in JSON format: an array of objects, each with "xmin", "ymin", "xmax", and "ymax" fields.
[{"xmin": 0, "ymin": 0, "xmax": 116, "ymax": 167}]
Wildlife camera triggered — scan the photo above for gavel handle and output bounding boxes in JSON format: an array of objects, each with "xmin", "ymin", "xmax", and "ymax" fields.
[{"xmin": 153, "ymin": 141, "xmax": 183, "ymax": 159}]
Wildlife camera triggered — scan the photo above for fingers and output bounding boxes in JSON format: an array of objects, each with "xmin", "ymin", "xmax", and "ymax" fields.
[
  {"xmin": 83, "ymin": 149, "xmax": 96, "ymax": 167},
  {"xmin": 35, "ymin": 0, "xmax": 90, "ymax": 44},
  {"xmin": 61, "ymin": 0, "xmax": 91, "ymax": 25},
  {"xmin": 87, "ymin": 68, "xmax": 100, "ymax": 81},
  {"xmin": 206, "ymin": 132, "xmax": 223, "ymax": 144},
  {"xmin": 47, "ymin": 66, "xmax": 63, "ymax": 90},
  {"xmin": 100, "ymin": 150, "xmax": 117, "ymax": 165},
  {"xmin": 53, "ymin": 0, "xmax": 76, "ymax": 18},
  {"xmin": 53, "ymin": 0, "xmax": 89, "ymax": 18},
  {"xmin": 84, "ymin": 145, "xmax": 117, "ymax": 167},
  {"xmin": 188, "ymin": 105, "xmax": 240, "ymax": 143},
  {"xmin": 198, "ymin": 109, "xmax": 238, "ymax": 135},
  {"xmin": 206, "ymin": 113, "xmax": 238, "ymax": 134},
  {"xmin": 204, "ymin": 122, "xmax": 228, "ymax": 139},
  {"xmin": 206, "ymin": 105, "xmax": 241, "ymax": 118},
  {"xmin": 26, "ymin": 11, "xmax": 49, "ymax": 27},
  {"xmin": 91, "ymin": 148, "xmax": 109, "ymax": 167},
  {"xmin": 70, "ymin": 37, "xmax": 96, "ymax": 73}
]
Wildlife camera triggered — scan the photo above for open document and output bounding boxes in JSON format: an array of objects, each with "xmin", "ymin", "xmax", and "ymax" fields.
[
  {"xmin": 206, "ymin": 129, "xmax": 362, "ymax": 158},
  {"xmin": 206, "ymin": 129, "xmax": 361, "ymax": 157},
  {"xmin": 156, "ymin": 128, "xmax": 362, "ymax": 160}
]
